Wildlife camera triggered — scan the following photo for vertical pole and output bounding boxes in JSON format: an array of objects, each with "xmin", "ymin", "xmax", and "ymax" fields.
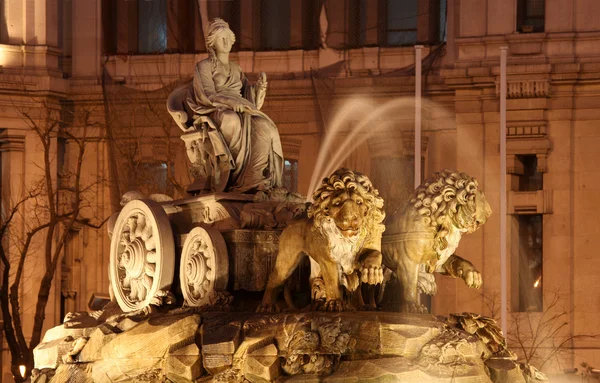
[
  {"xmin": 415, "ymin": 45, "xmax": 423, "ymax": 189},
  {"xmin": 500, "ymin": 46, "xmax": 508, "ymax": 335}
]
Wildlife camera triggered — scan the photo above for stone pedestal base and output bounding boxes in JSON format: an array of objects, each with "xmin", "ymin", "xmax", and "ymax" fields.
[{"xmin": 32, "ymin": 310, "xmax": 544, "ymax": 383}]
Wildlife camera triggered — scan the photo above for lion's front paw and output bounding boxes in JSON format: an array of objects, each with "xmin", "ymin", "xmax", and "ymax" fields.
[
  {"xmin": 401, "ymin": 301, "xmax": 428, "ymax": 314},
  {"xmin": 312, "ymin": 299, "xmax": 354, "ymax": 312},
  {"xmin": 456, "ymin": 260, "xmax": 482, "ymax": 289},
  {"xmin": 360, "ymin": 266, "xmax": 384, "ymax": 285}
]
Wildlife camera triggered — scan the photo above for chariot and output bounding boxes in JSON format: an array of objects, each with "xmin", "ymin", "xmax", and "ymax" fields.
[{"xmin": 108, "ymin": 193, "xmax": 296, "ymax": 312}]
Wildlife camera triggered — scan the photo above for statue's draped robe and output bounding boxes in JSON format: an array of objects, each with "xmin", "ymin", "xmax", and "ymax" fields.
[{"xmin": 186, "ymin": 59, "xmax": 284, "ymax": 192}]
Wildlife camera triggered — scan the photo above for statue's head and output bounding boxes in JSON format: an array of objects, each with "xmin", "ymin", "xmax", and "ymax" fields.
[
  {"xmin": 410, "ymin": 169, "xmax": 492, "ymax": 252},
  {"xmin": 206, "ymin": 18, "xmax": 236, "ymax": 56},
  {"xmin": 309, "ymin": 168, "xmax": 385, "ymax": 239}
]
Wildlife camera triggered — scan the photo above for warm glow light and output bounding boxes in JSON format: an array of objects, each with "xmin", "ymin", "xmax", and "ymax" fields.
[
  {"xmin": 533, "ymin": 276, "xmax": 541, "ymax": 288},
  {"xmin": 19, "ymin": 365, "xmax": 26, "ymax": 378}
]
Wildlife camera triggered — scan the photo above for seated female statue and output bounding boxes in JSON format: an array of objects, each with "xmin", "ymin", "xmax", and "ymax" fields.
[{"xmin": 186, "ymin": 18, "xmax": 284, "ymax": 193}]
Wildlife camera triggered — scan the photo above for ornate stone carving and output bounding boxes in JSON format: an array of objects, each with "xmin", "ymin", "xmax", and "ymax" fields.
[
  {"xmin": 109, "ymin": 199, "xmax": 176, "ymax": 312},
  {"xmin": 284, "ymin": 318, "xmax": 353, "ymax": 371},
  {"xmin": 382, "ymin": 170, "xmax": 492, "ymax": 312},
  {"xmin": 224, "ymin": 230, "xmax": 280, "ymax": 292},
  {"xmin": 180, "ymin": 227, "xmax": 229, "ymax": 308},
  {"xmin": 239, "ymin": 188, "xmax": 307, "ymax": 230},
  {"xmin": 448, "ymin": 313, "xmax": 513, "ymax": 356},
  {"xmin": 495, "ymin": 80, "xmax": 550, "ymax": 98}
]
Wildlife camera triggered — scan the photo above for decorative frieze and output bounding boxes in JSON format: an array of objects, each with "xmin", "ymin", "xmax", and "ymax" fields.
[
  {"xmin": 495, "ymin": 80, "xmax": 550, "ymax": 98},
  {"xmin": 506, "ymin": 125, "xmax": 547, "ymax": 137}
]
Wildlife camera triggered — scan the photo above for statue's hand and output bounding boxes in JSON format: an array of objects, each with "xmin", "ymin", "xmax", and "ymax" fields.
[
  {"xmin": 455, "ymin": 259, "xmax": 482, "ymax": 289},
  {"xmin": 229, "ymin": 101, "xmax": 247, "ymax": 113}
]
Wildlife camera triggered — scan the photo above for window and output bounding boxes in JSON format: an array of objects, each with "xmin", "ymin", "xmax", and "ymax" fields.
[
  {"xmin": 513, "ymin": 214, "xmax": 543, "ymax": 312},
  {"xmin": 260, "ymin": 0, "xmax": 290, "ymax": 50},
  {"xmin": 517, "ymin": 0, "xmax": 545, "ymax": 33},
  {"xmin": 283, "ymin": 159, "xmax": 299, "ymax": 192},
  {"xmin": 386, "ymin": 0, "xmax": 417, "ymax": 46},
  {"xmin": 517, "ymin": 155, "xmax": 543, "ymax": 191},
  {"xmin": 138, "ymin": 0, "xmax": 167, "ymax": 53},
  {"xmin": 439, "ymin": 0, "xmax": 447, "ymax": 42},
  {"xmin": 102, "ymin": 0, "xmax": 118, "ymax": 54},
  {"xmin": 302, "ymin": 0, "xmax": 321, "ymax": 49},
  {"xmin": 57, "ymin": 137, "xmax": 66, "ymax": 176},
  {"xmin": 348, "ymin": 0, "xmax": 368, "ymax": 47}
]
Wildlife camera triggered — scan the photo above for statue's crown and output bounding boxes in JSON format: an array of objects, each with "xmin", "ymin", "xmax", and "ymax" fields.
[{"xmin": 207, "ymin": 18, "xmax": 230, "ymax": 34}]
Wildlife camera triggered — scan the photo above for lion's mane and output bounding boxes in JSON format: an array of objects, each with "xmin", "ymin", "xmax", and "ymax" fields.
[
  {"xmin": 410, "ymin": 169, "xmax": 479, "ymax": 252},
  {"xmin": 309, "ymin": 168, "xmax": 386, "ymax": 238}
]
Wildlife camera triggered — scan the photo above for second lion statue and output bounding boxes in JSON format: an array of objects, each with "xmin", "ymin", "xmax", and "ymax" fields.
[
  {"xmin": 258, "ymin": 168, "xmax": 386, "ymax": 312},
  {"xmin": 382, "ymin": 169, "xmax": 492, "ymax": 312}
]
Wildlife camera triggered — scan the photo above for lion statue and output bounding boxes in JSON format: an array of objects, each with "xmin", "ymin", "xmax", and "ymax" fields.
[
  {"xmin": 381, "ymin": 169, "xmax": 492, "ymax": 313},
  {"xmin": 258, "ymin": 168, "xmax": 386, "ymax": 312}
]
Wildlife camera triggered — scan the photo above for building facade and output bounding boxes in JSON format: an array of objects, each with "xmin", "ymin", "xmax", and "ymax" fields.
[{"xmin": 1, "ymin": 0, "xmax": 599, "ymax": 380}]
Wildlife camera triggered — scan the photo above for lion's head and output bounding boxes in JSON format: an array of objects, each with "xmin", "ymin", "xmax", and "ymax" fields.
[
  {"xmin": 411, "ymin": 169, "xmax": 492, "ymax": 252},
  {"xmin": 309, "ymin": 168, "xmax": 385, "ymax": 240}
]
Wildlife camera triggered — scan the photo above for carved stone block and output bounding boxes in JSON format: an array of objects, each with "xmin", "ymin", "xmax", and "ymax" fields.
[
  {"xmin": 166, "ymin": 355, "xmax": 204, "ymax": 383},
  {"xmin": 51, "ymin": 364, "xmax": 93, "ymax": 383},
  {"xmin": 78, "ymin": 324, "xmax": 121, "ymax": 362},
  {"xmin": 33, "ymin": 338, "xmax": 76, "ymax": 370},
  {"xmin": 224, "ymin": 230, "xmax": 280, "ymax": 291},
  {"xmin": 202, "ymin": 318, "xmax": 242, "ymax": 374},
  {"xmin": 244, "ymin": 354, "xmax": 281, "ymax": 383}
]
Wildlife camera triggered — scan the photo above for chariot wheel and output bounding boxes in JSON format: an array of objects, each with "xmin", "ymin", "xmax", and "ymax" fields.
[
  {"xmin": 180, "ymin": 226, "xmax": 229, "ymax": 307},
  {"xmin": 109, "ymin": 199, "xmax": 175, "ymax": 312}
]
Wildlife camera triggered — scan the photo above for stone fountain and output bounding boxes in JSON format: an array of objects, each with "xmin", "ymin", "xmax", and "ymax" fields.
[{"xmin": 32, "ymin": 19, "xmax": 548, "ymax": 383}]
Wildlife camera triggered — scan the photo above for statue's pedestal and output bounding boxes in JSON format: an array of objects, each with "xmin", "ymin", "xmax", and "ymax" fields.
[{"xmin": 32, "ymin": 310, "xmax": 536, "ymax": 383}]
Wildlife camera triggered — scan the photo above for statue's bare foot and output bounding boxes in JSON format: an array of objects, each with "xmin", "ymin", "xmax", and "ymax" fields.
[
  {"xmin": 256, "ymin": 303, "xmax": 282, "ymax": 313},
  {"xmin": 402, "ymin": 301, "xmax": 428, "ymax": 314},
  {"xmin": 312, "ymin": 299, "xmax": 354, "ymax": 312}
]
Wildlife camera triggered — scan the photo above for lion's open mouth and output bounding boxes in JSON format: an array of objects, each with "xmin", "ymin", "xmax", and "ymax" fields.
[{"xmin": 339, "ymin": 227, "xmax": 359, "ymax": 238}]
